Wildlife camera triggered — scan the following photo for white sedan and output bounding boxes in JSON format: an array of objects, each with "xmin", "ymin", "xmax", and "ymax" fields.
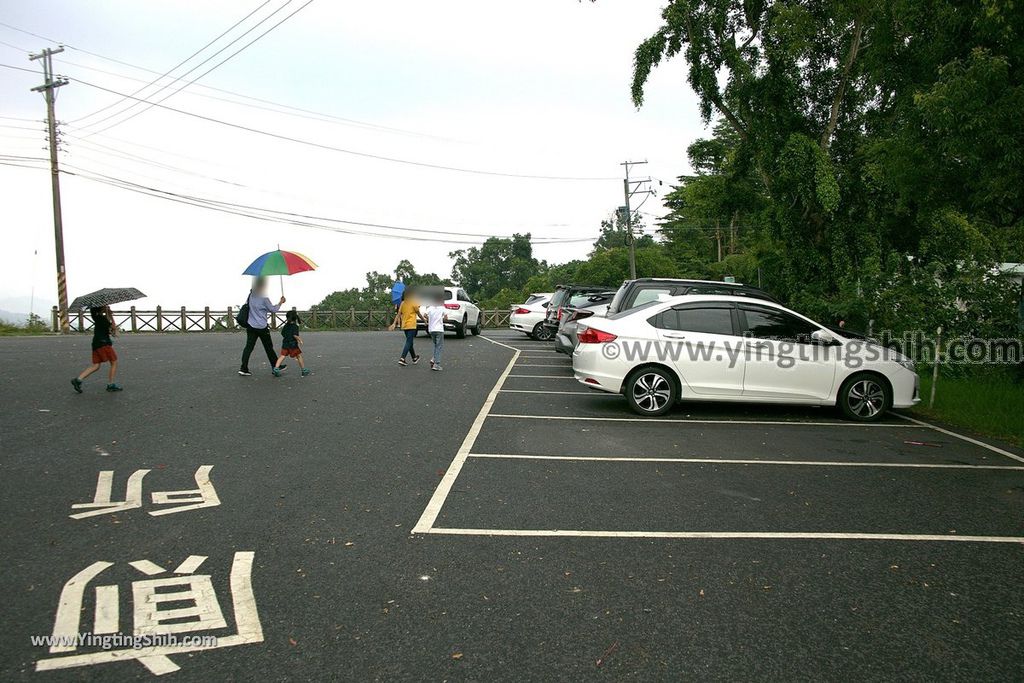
[
  {"xmin": 572, "ymin": 295, "xmax": 919, "ymax": 421},
  {"xmin": 509, "ymin": 293, "xmax": 553, "ymax": 340}
]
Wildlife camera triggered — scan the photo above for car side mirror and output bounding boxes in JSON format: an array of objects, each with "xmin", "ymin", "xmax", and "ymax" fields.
[{"xmin": 811, "ymin": 329, "xmax": 836, "ymax": 345}]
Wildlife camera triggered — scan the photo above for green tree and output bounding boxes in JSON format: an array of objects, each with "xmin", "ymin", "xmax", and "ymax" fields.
[
  {"xmin": 630, "ymin": 0, "xmax": 1024, "ymax": 336},
  {"xmin": 448, "ymin": 234, "xmax": 542, "ymax": 300},
  {"xmin": 592, "ymin": 214, "xmax": 654, "ymax": 253}
]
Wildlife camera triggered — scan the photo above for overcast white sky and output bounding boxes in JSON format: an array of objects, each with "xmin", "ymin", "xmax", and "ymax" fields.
[{"xmin": 0, "ymin": 0, "xmax": 704, "ymax": 312}]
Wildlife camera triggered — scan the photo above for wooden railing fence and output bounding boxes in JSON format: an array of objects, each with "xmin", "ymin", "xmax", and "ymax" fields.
[{"xmin": 54, "ymin": 306, "xmax": 512, "ymax": 333}]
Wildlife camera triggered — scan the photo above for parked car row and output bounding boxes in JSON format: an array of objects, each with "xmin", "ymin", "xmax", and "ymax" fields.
[{"xmin": 509, "ymin": 278, "xmax": 919, "ymax": 421}]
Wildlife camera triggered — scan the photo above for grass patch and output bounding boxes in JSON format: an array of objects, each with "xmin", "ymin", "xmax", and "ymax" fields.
[
  {"xmin": 0, "ymin": 321, "xmax": 51, "ymax": 336},
  {"xmin": 913, "ymin": 366, "xmax": 1024, "ymax": 447}
]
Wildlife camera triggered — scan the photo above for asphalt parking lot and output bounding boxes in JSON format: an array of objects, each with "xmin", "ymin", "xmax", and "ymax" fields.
[{"xmin": 1, "ymin": 329, "xmax": 1022, "ymax": 680}]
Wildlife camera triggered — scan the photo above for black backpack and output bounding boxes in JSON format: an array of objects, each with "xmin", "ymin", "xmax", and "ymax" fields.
[{"xmin": 235, "ymin": 294, "xmax": 251, "ymax": 329}]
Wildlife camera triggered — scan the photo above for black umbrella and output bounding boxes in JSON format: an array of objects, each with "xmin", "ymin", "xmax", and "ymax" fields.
[{"xmin": 68, "ymin": 287, "xmax": 147, "ymax": 311}]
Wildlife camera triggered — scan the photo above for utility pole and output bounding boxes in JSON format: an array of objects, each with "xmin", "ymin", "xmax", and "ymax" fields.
[
  {"xmin": 30, "ymin": 47, "xmax": 70, "ymax": 333},
  {"xmin": 620, "ymin": 160, "xmax": 654, "ymax": 280}
]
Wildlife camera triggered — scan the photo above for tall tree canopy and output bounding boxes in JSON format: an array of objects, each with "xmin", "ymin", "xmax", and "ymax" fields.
[{"xmin": 632, "ymin": 0, "xmax": 1023, "ymax": 335}]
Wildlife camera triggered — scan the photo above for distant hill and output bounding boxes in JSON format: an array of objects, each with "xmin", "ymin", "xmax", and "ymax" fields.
[
  {"xmin": 0, "ymin": 296, "xmax": 54, "ymax": 325},
  {"xmin": 0, "ymin": 309, "xmax": 31, "ymax": 325}
]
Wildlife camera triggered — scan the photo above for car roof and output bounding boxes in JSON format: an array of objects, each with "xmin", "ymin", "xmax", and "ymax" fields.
[
  {"xmin": 625, "ymin": 277, "xmax": 758, "ymax": 287},
  {"xmin": 554, "ymin": 283, "xmax": 608, "ymax": 290}
]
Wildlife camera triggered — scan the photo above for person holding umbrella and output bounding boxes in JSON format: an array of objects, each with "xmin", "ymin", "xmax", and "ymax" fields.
[
  {"xmin": 238, "ymin": 249, "xmax": 316, "ymax": 377},
  {"xmin": 388, "ymin": 287, "xmax": 426, "ymax": 365},
  {"xmin": 68, "ymin": 287, "xmax": 145, "ymax": 394},
  {"xmin": 71, "ymin": 306, "xmax": 122, "ymax": 393},
  {"xmin": 239, "ymin": 277, "xmax": 285, "ymax": 376}
]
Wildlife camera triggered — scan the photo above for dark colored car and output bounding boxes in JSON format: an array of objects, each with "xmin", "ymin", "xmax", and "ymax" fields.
[
  {"xmin": 553, "ymin": 291, "xmax": 616, "ymax": 354},
  {"xmin": 540, "ymin": 285, "xmax": 609, "ymax": 340},
  {"xmin": 606, "ymin": 278, "xmax": 779, "ymax": 316}
]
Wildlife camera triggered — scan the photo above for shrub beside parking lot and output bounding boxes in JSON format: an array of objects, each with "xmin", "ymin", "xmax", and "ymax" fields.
[{"xmin": 913, "ymin": 366, "xmax": 1023, "ymax": 447}]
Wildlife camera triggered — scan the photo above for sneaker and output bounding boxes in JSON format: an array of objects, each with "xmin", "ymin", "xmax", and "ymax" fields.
[
  {"xmin": 105, "ymin": 383, "xmax": 123, "ymax": 392},
  {"xmin": 398, "ymin": 358, "xmax": 408, "ymax": 366},
  {"xmin": 412, "ymin": 355, "xmax": 421, "ymax": 364},
  {"xmin": 272, "ymin": 368, "xmax": 281, "ymax": 377},
  {"xmin": 71, "ymin": 378, "xmax": 83, "ymax": 393},
  {"xmin": 301, "ymin": 368, "xmax": 311, "ymax": 377},
  {"xmin": 432, "ymin": 365, "xmax": 442, "ymax": 372},
  {"xmin": 238, "ymin": 370, "xmax": 252, "ymax": 376},
  {"xmin": 278, "ymin": 363, "xmax": 288, "ymax": 371}
]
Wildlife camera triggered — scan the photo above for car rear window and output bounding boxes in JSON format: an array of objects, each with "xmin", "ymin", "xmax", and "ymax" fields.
[
  {"xmin": 632, "ymin": 287, "xmax": 674, "ymax": 308},
  {"xmin": 568, "ymin": 292, "xmax": 611, "ymax": 307},
  {"xmin": 609, "ymin": 300, "xmax": 661, "ymax": 320}
]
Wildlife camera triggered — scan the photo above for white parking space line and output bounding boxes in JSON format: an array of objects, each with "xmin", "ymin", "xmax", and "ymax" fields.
[
  {"xmin": 412, "ymin": 336, "xmax": 520, "ymax": 534},
  {"xmin": 468, "ymin": 453, "xmax": 1024, "ymax": 471},
  {"xmin": 499, "ymin": 389, "xmax": 615, "ymax": 396},
  {"xmin": 421, "ymin": 528, "xmax": 1024, "ymax": 544},
  {"xmin": 507, "ymin": 375, "xmax": 578, "ymax": 379},
  {"xmin": 514, "ymin": 364, "xmax": 573, "ymax": 368},
  {"xmin": 891, "ymin": 413, "xmax": 1024, "ymax": 464},
  {"xmin": 488, "ymin": 413, "xmax": 919, "ymax": 427}
]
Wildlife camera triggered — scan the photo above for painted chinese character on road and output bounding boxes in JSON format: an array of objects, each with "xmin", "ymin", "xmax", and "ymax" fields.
[
  {"xmin": 35, "ymin": 552, "xmax": 262, "ymax": 676},
  {"xmin": 70, "ymin": 465, "xmax": 220, "ymax": 519}
]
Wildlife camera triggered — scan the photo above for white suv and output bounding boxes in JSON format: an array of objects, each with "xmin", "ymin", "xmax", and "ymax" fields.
[{"xmin": 417, "ymin": 286, "xmax": 482, "ymax": 338}]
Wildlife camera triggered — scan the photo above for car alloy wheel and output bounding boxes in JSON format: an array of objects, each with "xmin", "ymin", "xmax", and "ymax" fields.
[
  {"xmin": 627, "ymin": 369, "xmax": 675, "ymax": 416},
  {"xmin": 533, "ymin": 323, "xmax": 553, "ymax": 341},
  {"xmin": 846, "ymin": 378, "xmax": 886, "ymax": 419}
]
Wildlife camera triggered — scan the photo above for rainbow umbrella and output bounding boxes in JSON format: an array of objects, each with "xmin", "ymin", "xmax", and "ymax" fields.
[
  {"xmin": 242, "ymin": 249, "xmax": 317, "ymax": 277},
  {"xmin": 242, "ymin": 248, "xmax": 317, "ymax": 296}
]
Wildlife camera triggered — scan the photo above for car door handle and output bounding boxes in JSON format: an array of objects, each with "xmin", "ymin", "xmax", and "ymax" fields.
[
  {"xmin": 747, "ymin": 341, "xmax": 770, "ymax": 349},
  {"xmin": 663, "ymin": 333, "xmax": 686, "ymax": 340}
]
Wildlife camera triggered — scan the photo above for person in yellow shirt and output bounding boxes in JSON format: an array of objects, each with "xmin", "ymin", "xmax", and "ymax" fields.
[{"xmin": 388, "ymin": 288, "xmax": 426, "ymax": 365}]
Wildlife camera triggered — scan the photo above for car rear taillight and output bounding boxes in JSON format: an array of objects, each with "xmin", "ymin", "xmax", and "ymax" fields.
[
  {"xmin": 577, "ymin": 328, "xmax": 617, "ymax": 344},
  {"xmin": 444, "ymin": 303, "xmax": 460, "ymax": 310},
  {"xmin": 574, "ymin": 310, "xmax": 595, "ymax": 321},
  {"xmin": 513, "ymin": 307, "xmax": 530, "ymax": 315},
  {"xmin": 556, "ymin": 307, "xmax": 563, "ymax": 320}
]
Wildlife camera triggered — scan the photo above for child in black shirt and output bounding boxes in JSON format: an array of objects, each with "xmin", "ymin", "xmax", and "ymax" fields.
[
  {"xmin": 273, "ymin": 310, "xmax": 310, "ymax": 377},
  {"xmin": 71, "ymin": 306, "xmax": 123, "ymax": 393}
]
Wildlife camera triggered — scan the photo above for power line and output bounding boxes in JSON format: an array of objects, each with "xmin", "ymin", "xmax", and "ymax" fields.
[
  {"xmin": 76, "ymin": 0, "xmax": 315, "ymax": 135},
  {"xmin": 55, "ymin": 164, "xmax": 598, "ymax": 245},
  {"xmin": 60, "ymin": 132, "xmax": 579, "ymax": 234},
  {"xmin": 0, "ymin": 21, "xmax": 457, "ymax": 141},
  {"xmin": 69, "ymin": 0, "xmax": 275, "ymax": 125},
  {"xmin": 66, "ymin": 77, "xmax": 618, "ymax": 181}
]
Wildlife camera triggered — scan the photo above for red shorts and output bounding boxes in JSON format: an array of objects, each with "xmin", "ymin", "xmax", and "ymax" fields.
[
  {"xmin": 92, "ymin": 345, "xmax": 117, "ymax": 364},
  {"xmin": 280, "ymin": 347, "xmax": 302, "ymax": 358}
]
